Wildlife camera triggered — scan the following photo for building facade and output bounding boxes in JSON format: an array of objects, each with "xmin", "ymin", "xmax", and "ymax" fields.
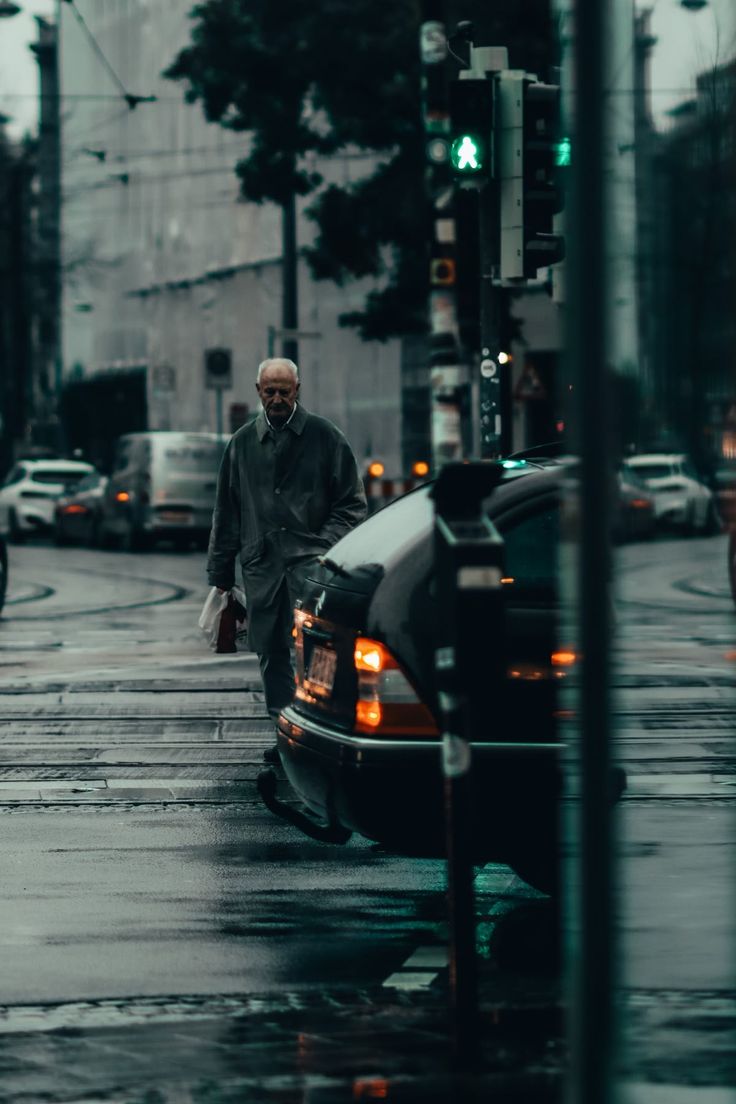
[{"xmin": 59, "ymin": 0, "xmax": 403, "ymax": 473}]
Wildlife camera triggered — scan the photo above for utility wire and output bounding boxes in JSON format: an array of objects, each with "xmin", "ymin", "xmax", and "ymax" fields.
[{"xmin": 60, "ymin": 0, "xmax": 157, "ymax": 110}]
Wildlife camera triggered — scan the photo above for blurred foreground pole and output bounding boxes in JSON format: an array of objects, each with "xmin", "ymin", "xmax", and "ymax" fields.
[
  {"xmin": 564, "ymin": 0, "xmax": 617, "ymax": 1102},
  {"xmin": 420, "ymin": 3, "xmax": 467, "ymax": 470}
]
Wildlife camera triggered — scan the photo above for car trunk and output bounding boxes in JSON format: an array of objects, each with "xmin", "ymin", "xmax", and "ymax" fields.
[{"xmin": 293, "ymin": 563, "xmax": 382, "ymax": 732}]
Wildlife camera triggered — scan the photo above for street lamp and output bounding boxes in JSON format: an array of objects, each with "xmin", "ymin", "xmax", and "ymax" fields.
[{"xmin": 0, "ymin": 2, "xmax": 21, "ymax": 17}]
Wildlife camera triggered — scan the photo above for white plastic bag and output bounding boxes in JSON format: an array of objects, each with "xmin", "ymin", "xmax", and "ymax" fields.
[{"xmin": 198, "ymin": 586, "xmax": 247, "ymax": 651}]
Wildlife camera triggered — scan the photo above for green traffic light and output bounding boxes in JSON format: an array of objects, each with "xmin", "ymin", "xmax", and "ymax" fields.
[
  {"xmin": 556, "ymin": 136, "xmax": 571, "ymax": 167},
  {"xmin": 450, "ymin": 133, "xmax": 484, "ymax": 173}
]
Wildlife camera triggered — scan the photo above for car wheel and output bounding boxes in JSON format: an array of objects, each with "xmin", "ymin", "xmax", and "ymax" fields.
[
  {"xmin": 7, "ymin": 509, "xmax": 24, "ymax": 545},
  {"xmin": 683, "ymin": 502, "xmax": 698, "ymax": 536},
  {"xmin": 120, "ymin": 525, "xmax": 150, "ymax": 553},
  {"xmin": 703, "ymin": 499, "xmax": 721, "ymax": 536},
  {"xmin": 0, "ymin": 540, "xmax": 7, "ymax": 614},
  {"xmin": 94, "ymin": 520, "xmax": 113, "ymax": 550},
  {"xmin": 729, "ymin": 534, "xmax": 736, "ymax": 606},
  {"xmin": 53, "ymin": 523, "xmax": 70, "ymax": 547}
]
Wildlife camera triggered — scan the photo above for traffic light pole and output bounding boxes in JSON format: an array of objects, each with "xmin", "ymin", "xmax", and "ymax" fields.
[
  {"xmin": 448, "ymin": 41, "xmax": 510, "ymax": 460},
  {"xmin": 420, "ymin": 4, "xmax": 468, "ymax": 471},
  {"xmin": 478, "ymin": 183, "xmax": 511, "ymax": 458}
]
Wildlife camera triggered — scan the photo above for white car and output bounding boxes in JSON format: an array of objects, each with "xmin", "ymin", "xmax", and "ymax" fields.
[
  {"xmin": 622, "ymin": 453, "xmax": 718, "ymax": 534},
  {"xmin": 0, "ymin": 459, "xmax": 96, "ymax": 542}
]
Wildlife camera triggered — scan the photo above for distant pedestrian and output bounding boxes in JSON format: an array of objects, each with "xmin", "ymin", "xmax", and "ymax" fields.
[{"xmin": 206, "ymin": 357, "xmax": 367, "ymax": 760}]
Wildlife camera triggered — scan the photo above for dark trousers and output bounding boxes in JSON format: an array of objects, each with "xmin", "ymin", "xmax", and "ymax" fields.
[
  {"xmin": 248, "ymin": 559, "xmax": 318, "ymax": 725},
  {"xmin": 254, "ymin": 574, "xmax": 297, "ymax": 723},
  {"xmin": 257, "ymin": 647, "xmax": 295, "ymax": 722}
]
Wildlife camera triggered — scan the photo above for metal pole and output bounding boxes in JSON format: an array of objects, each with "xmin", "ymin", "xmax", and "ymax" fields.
[
  {"xmin": 478, "ymin": 192, "xmax": 507, "ymax": 458},
  {"xmin": 215, "ymin": 389, "xmax": 223, "ymax": 438},
  {"xmin": 470, "ymin": 44, "xmax": 510, "ymax": 460},
  {"xmin": 565, "ymin": 0, "xmax": 616, "ymax": 1100},
  {"xmin": 439, "ymin": 689, "xmax": 479, "ymax": 1067},
  {"xmin": 420, "ymin": 2, "xmax": 467, "ymax": 471},
  {"xmin": 281, "ymin": 194, "xmax": 299, "ymax": 365},
  {"xmin": 433, "ymin": 463, "xmax": 504, "ymax": 1068}
]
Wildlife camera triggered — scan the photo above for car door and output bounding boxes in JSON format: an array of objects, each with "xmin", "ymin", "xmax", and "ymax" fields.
[{"xmin": 495, "ymin": 496, "xmax": 560, "ymax": 740}]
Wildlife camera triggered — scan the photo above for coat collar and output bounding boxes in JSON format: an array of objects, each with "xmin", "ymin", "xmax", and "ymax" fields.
[{"xmin": 255, "ymin": 403, "xmax": 307, "ymax": 442}]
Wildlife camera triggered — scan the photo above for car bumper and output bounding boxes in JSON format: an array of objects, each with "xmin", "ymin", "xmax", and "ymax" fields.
[
  {"xmin": 653, "ymin": 501, "xmax": 689, "ymax": 525},
  {"xmin": 277, "ymin": 705, "xmax": 561, "ymax": 860},
  {"xmin": 18, "ymin": 504, "xmax": 55, "ymax": 529}
]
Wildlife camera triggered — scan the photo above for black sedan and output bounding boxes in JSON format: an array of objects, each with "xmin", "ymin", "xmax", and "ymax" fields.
[
  {"xmin": 273, "ymin": 460, "xmax": 571, "ymax": 894},
  {"xmin": 53, "ymin": 472, "xmax": 108, "ymax": 546}
]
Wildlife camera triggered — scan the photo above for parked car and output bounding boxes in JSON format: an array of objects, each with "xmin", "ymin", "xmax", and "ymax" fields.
[
  {"xmin": 711, "ymin": 460, "xmax": 736, "ymax": 530},
  {"xmin": 614, "ymin": 469, "xmax": 656, "ymax": 542},
  {"xmin": 0, "ymin": 459, "xmax": 96, "ymax": 542},
  {"xmin": 53, "ymin": 472, "xmax": 109, "ymax": 546},
  {"xmin": 0, "ymin": 531, "xmax": 7, "ymax": 614},
  {"xmin": 622, "ymin": 453, "xmax": 719, "ymax": 534},
  {"xmin": 271, "ymin": 460, "xmax": 601, "ymax": 895},
  {"xmin": 97, "ymin": 432, "xmax": 228, "ymax": 550}
]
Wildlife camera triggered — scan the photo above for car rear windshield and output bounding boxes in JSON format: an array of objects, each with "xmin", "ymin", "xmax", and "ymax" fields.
[
  {"xmin": 31, "ymin": 469, "xmax": 90, "ymax": 485},
  {"xmin": 327, "ymin": 486, "xmax": 435, "ymax": 572},
  {"xmin": 625, "ymin": 463, "xmax": 673, "ymax": 481},
  {"xmin": 160, "ymin": 444, "xmax": 225, "ymax": 472}
]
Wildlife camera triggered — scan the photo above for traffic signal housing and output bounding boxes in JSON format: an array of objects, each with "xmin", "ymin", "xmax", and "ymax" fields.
[
  {"xmin": 522, "ymin": 81, "xmax": 565, "ymax": 275},
  {"xmin": 497, "ymin": 72, "xmax": 565, "ymax": 279},
  {"xmin": 449, "ymin": 76, "xmax": 493, "ymax": 183}
]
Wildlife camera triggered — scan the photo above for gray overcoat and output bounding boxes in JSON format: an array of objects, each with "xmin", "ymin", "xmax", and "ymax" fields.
[{"xmin": 206, "ymin": 404, "xmax": 367, "ymax": 653}]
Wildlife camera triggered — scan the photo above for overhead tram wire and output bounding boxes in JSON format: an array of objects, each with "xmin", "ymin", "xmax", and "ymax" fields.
[{"xmin": 60, "ymin": 0, "xmax": 156, "ymax": 110}]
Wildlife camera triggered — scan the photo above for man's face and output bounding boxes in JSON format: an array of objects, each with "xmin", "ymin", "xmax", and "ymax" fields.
[{"xmin": 256, "ymin": 365, "xmax": 299, "ymax": 427}]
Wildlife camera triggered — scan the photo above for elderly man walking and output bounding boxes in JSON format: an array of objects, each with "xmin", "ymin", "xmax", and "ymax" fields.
[{"xmin": 206, "ymin": 357, "xmax": 367, "ymax": 759}]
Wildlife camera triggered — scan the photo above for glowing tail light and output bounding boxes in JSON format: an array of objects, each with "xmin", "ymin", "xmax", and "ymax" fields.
[
  {"xmin": 115, "ymin": 491, "xmax": 131, "ymax": 503},
  {"xmin": 353, "ymin": 636, "xmax": 438, "ymax": 736}
]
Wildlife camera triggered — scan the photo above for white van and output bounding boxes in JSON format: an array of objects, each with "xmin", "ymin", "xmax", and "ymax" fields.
[{"xmin": 98, "ymin": 432, "xmax": 228, "ymax": 550}]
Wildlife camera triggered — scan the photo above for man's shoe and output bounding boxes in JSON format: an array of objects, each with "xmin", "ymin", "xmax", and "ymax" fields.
[{"xmin": 262, "ymin": 745, "xmax": 280, "ymax": 765}]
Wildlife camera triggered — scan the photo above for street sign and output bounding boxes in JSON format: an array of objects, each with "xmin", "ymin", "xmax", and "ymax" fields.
[
  {"xmin": 514, "ymin": 362, "xmax": 547, "ymax": 401},
  {"xmin": 205, "ymin": 348, "xmax": 232, "ymax": 391}
]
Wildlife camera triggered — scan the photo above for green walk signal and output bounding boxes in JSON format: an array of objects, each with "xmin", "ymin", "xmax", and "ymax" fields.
[
  {"xmin": 449, "ymin": 77, "xmax": 492, "ymax": 184},
  {"xmin": 556, "ymin": 136, "xmax": 571, "ymax": 167},
  {"xmin": 450, "ymin": 133, "xmax": 484, "ymax": 173}
]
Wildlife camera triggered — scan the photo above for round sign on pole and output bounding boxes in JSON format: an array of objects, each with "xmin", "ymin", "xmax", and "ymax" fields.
[
  {"xmin": 420, "ymin": 21, "xmax": 446, "ymax": 65},
  {"xmin": 205, "ymin": 347, "xmax": 233, "ymax": 390}
]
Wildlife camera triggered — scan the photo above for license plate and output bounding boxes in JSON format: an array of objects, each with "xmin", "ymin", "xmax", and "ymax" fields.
[
  {"xmin": 306, "ymin": 645, "xmax": 337, "ymax": 696},
  {"xmin": 159, "ymin": 511, "xmax": 192, "ymax": 524}
]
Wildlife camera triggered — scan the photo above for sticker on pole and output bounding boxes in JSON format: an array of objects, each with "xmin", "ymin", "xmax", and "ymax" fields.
[
  {"xmin": 420, "ymin": 21, "xmax": 446, "ymax": 64},
  {"xmin": 442, "ymin": 733, "xmax": 471, "ymax": 778}
]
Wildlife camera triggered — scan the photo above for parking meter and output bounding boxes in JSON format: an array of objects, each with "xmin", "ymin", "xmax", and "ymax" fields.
[
  {"xmin": 433, "ymin": 463, "xmax": 506, "ymax": 737},
  {"xmin": 431, "ymin": 460, "xmax": 506, "ymax": 1065}
]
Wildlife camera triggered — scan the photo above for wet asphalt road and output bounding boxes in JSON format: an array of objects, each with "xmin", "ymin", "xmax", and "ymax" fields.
[{"xmin": 0, "ymin": 535, "xmax": 734, "ymax": 1101}]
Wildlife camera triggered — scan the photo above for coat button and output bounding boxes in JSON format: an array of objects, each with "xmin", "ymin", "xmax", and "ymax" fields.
[{"xmin": 275, "ymin": 488, "xmax": 281, "ymax": 495}]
